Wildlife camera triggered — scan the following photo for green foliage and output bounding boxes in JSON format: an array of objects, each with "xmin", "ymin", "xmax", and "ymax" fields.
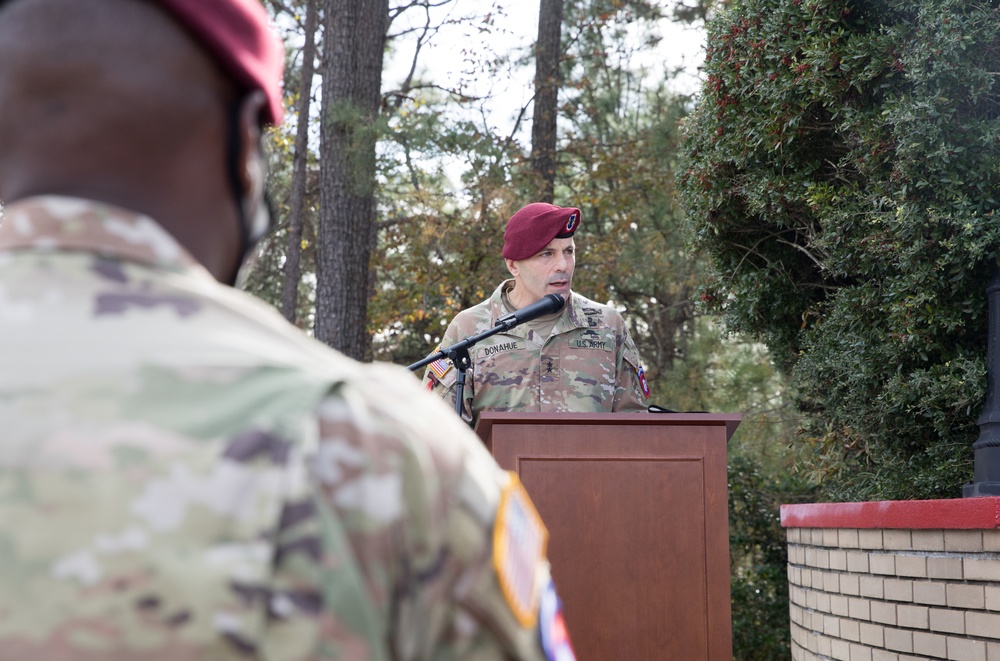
[
  {"xmin": 729, "ymin": 453, "xmax": 812, "ymax": 661},
  {"xmin": 681, "ymin": 0, "xmax": 1000, "ymax": 500}
]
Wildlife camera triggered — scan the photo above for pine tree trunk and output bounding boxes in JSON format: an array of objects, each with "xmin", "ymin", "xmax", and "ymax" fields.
[
  {"xmin": 316, "ymin": 0, "xmax": 388, "ymax": 360},
  {"xmin": 531, "ymin": 0, "xmax": 564, "ymax": 203},
  {"xmin": 281, "ymin": 0, "xmax": 319, "ymax": 325}
]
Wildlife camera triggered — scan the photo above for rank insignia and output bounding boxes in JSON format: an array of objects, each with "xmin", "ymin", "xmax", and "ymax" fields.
[
  {"xmin": 539, "ymin": 578, "xmax": 577, "ymax": 661},
  {"xmin": 493, "ymin": 472, "xmax": 548, "ymax": 627},
  {"xmin": 637, "ymin": 366, "xmax": 650, "ymax": 399},
  {"xmin": 565, "ymin": 213, "xmax": 578, "ymax": 232}
]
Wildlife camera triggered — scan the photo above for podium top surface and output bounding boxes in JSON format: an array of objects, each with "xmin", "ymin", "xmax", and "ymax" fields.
[{"xmin": 474, "ymin": 411, "xmax": 742, "ymax": 443}]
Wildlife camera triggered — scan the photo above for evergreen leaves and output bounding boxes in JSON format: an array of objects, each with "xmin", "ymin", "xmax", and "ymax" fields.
[{"xmin": 682, "ymin": 0, "xmax": 1000, "ymax": 500}]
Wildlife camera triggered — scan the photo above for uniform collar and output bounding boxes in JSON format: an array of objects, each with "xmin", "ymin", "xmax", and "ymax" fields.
[
  {"xmin": 0, "ymin": 195, "xmax": 205, "ymax": 274},
  {"xmin": 483, "ymin": 279, "xmax": 590, "ymax": 335}
]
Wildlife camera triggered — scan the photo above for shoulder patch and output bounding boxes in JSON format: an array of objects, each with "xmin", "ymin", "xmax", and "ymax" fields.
[
  {"xmin": 637, "ymin": 366, "xmax": 651, "ymax": 399},
  {"xmin": 493, "ymin": 472, "xmax": 548, "ymax": 627},
  {"xmin": 539, "ymin": 578, "xmax": 577, "ymax": 661},
  {"xmin": 428, "ymin": 353, "xmax": 453, "ymax": 381}
]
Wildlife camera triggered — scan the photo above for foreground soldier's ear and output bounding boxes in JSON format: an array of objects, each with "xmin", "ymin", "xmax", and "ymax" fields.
[
  {"xmin": 234, "ymin": 90, "xmax": 271, "ymax": 242},
  {"xmin": 236, "ymin": 91, "xmax": 266, "ymax": 197}
]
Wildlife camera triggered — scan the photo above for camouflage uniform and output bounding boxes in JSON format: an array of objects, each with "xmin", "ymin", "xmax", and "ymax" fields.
[
  {"xmin": 0, "ymin": 197, "xmax": 558, "ymax": 660},
  {"xmin": 423, "ymin": 281, "xmax": 648, "ymax": 422}
]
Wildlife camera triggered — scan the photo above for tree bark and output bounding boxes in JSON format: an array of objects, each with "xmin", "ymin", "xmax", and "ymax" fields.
[
  {"xmin": 281, "ymin": 0, "xmax": 319, "ymax": 325},
  {"xmin": 316, "ymin": 0, "xmax": 389, "ymax": 359},
  {"xmin": 531, "ymin": 0, "xmax": 564, "ymax": 203}
]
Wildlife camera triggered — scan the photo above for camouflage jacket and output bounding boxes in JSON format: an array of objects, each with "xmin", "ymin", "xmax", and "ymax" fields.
[
  {"xmin": 0, "ymin": 197, "xmax": 562, "ymax": 660},
  {"xmin": 422, "ymin": 281, "xmax": 648, "ymax": 422}
]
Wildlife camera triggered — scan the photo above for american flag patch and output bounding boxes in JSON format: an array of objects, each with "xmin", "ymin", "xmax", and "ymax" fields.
[{"xmin": 428, "ymin": 356, "xmax": 452, "ymax": 380}]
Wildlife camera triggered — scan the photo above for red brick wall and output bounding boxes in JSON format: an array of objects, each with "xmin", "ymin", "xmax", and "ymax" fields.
[{"xmin": 782, "ymin": 498, "xmax": 1000, "ymax": 661}]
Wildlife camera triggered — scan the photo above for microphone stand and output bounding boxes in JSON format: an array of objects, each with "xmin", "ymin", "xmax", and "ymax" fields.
[{"xmin": 407, "ymin": 316, "xmax": 525, "ymax": 419}]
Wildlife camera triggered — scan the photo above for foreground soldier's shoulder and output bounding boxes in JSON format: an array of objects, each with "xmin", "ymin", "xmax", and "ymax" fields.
[
  {"xmin": 318, "ymin": 361, "xmax": 511, "ymax": 548},
  {"xmin": 323, "ymin": 362, "xmax": 478, "ymax": 469},
  {"xmin": 314, "ymin": 366, "xmax": 569, "ymax": 660}
]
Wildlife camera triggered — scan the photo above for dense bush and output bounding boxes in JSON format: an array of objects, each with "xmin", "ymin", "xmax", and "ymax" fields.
[{"xmin": 681, "ymin": 0, "xmax": 1000, "ymax": 500}]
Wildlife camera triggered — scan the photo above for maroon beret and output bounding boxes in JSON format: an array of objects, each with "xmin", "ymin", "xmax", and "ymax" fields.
[
  {"xmin": 502, "ymin": 203, "xmax": 581, "ymax": 261},
  {"xmin": 157, "ymin": 0, "xmax": 285, "ymax": 125}
]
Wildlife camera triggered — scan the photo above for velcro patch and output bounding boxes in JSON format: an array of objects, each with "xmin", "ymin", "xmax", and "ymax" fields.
[
  {"xmin": 428, "ymin": 354, "xmax": 452, "ymax": 380},
  {"xmin": 493, "ymin": 473, "xmax": 548, "ymax": 628},
  {"xmin": 479, "ymin": 339, "xmax": 524, "ymax": 358},
  {"xmin": 570, "ymin": 338, "xmax": 611, "ymax": 351}
]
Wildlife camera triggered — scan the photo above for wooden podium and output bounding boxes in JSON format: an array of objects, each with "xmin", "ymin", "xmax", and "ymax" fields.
[{"xmin": 475, "ymin": 412, "xmax": 739, "ymax": 661}]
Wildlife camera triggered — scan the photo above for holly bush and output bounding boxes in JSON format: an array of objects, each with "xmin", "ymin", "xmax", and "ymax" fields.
[{"xmin": 681, "ymin": 0, "xmax": 1000, "ymax": 500}]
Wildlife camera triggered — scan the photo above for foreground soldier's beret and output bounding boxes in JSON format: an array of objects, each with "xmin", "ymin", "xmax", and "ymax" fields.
[
  {"xmin": 501, "ymin": 203, "xmax": 582, "ymax": 261},
  {"xmin": 156, "ymin": 0, "xmax": 285, "ymax": 125}
]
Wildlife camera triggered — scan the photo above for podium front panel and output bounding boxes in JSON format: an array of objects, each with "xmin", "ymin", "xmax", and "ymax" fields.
[{"xmin": 480, "ymin": 414, "xmax": 734, "ymax": 661}]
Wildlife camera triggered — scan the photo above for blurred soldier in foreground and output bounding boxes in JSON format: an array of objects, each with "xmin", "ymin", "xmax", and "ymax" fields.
[
  {"xmin": 423, "ymin": 203, "xmax": 650, "ymax": 423},
  {"xmin": 0, "ymin": 0, "xmax": 573, "ymax": 658}
]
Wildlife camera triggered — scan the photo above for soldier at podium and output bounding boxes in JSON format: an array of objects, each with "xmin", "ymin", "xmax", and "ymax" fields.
[{"xmin": 423, "ymin": 202, "xmax": 650, "ymax": 423}]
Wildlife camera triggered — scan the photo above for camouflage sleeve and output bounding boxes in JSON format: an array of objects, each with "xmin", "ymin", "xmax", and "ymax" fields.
[
  {"xmin": 302, "ymin": 373, "xmax": 554, "ymax": 660},
  {"xmin": 613, "ymin": 325, "xmax": 649, "ymax": 412}
]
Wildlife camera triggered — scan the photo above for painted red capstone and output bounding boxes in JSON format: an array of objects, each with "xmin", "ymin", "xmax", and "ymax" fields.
[{"xmin": 780, "ymin": 497, "xmax": 1000, "ymax": 530}]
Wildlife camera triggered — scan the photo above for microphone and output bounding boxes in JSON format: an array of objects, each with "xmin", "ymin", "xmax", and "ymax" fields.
[{"xmin": 495, "ymin": 293, "xmax": 566, "ymax": 329}]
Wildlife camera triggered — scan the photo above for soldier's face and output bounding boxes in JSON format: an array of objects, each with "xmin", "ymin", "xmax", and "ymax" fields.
[{"xmin": 506, "ymin": 237, "xmax": 575, "ymax": 303}]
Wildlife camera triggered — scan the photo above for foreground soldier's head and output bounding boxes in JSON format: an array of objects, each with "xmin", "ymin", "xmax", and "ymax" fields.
[{"xmin": 0, "ymin": 0, "xmax": 283, "ymax": 283}]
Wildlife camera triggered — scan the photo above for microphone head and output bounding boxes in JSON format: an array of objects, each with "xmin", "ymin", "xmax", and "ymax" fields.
[{"xmin": 545, "ymin": 293, "xmax": 566, "ymax": 312}]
